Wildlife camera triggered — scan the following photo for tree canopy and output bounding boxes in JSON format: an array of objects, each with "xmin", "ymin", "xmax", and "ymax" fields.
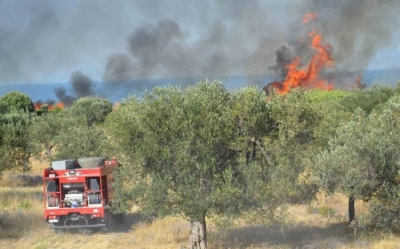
[
  {"xmin": 68, "ymin": 96, "xmax": 113, "ymax": 126},
  {"xmin": 2, "ymin": 80, "xmax": 400, "ymax": 241},
  {"xmin": 308, "ymin": 94, "xmax": 400, "ymax": 229},
  {"xmin": 105, "ymin": 81, "xmax": 272, "ymax": 248},
  {"xmin": 0, "ymin": 111, "xmax": 32, "ymax": 171},
  {"xmin": 0, "ymin": 91, "xmax": 35, "ymax": 113}
]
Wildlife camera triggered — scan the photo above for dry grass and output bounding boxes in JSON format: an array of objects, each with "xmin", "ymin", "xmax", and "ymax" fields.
[
  {"xmin": 1, "ymin": 188, "xmax": 400, "ymax": 249},
  {"xmin": 2, "ymin": 158, "xmax": 400, "ymax": 248}
]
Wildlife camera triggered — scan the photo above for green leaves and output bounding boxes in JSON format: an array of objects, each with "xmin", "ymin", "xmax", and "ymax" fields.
[
  {"xmin": 310, "ymin": 94, "xmax": 400, "ymax": 228},
  {"xmin": 51, "ymin": 125, "xmax": 108, "ymax": 161},
  {"xmin": 105, "ymin": 80, "xmax": 271, "ymax": 222},
  {"xmin": 0, "ymin": 111, "xmax": 32, "ymax": 171},
  {"xmin": 68, "ymin": 96, "xmax": 113, "ymax": 126},
  {"xmin": 0, "ymin": 91, "xmax": 35, "ymax": 113}
]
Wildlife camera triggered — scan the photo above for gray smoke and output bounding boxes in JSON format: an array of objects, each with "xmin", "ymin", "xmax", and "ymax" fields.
[
  {"xmin": 266, "ymin": 0, "xmax": 400, "ymax": 88},
  {"xmin": 103, "ymin": 53, "xmax": 136, "ymax": 84},
  {"xmin": 103, "ymin": 17, "xmax": 256, "ymax": 87},
  {"xmin": 55, "ymin": 71, "xmax": 95, "ymax": 106},
  {"xmin": 306, "ymin": 0, "xmax": 399, "ymax": 71},
  {"xmin": 1, "ymin": 0, "xmax": 399, "ymax": 95}
]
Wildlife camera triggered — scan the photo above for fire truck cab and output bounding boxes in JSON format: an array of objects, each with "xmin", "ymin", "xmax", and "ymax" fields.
[{"xmin": 43, "ymin": 157, "xmax": 124, "ymax": 231}]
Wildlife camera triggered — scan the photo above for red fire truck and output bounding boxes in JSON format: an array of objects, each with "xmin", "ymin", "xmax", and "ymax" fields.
[{"xmin": 43, "ymin": 157, "xmax": 124, "ymax": 232}]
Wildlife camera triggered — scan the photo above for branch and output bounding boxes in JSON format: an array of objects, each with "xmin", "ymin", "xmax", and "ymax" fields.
[{"xmin": 251, "ymin": 137, "xmax": 272, "ymax": 166}]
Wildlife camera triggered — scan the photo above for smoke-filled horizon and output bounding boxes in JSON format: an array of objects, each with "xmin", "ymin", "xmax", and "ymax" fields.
[{"xmin": 1, "ymin": 0, "xmax": 399, "ymax": 102}]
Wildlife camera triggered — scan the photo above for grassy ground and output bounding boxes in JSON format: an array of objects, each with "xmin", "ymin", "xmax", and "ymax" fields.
[
  {"xmin": 1, "ymin": 184, "xmax": 400, "ymax": 249},
  {"xmin": 1, "ymin": 159, "xmax": 400, "ymax": 248}
]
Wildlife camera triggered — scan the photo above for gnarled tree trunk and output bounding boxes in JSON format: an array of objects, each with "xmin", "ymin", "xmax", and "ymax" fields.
[
  {"xmin": 349, "ymin": 194, "xmax": 355, "ymax": 224},
  {"xmin": 189, "ymin": 218, "xmax": 207, "ymax": 249}
]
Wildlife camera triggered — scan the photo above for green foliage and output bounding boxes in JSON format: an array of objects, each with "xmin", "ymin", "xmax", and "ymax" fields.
[
  {"xmin": 68, "ymin": 96, "xmax": 113, "ymax": 126},
  {"xmin": 338, "ymin": 85, "xmax": 395, "ymax": 114},
  {"xmin": 0, "ymin": 111, "xmax": 33, "ymax": 172},
  {"xmin": 1, "ymin": 83, "xmax": 399, "ymax": 233},
  {"xmin": 106, "ymin": 81, "xmax": 273, "ymax": 224},
  {"xmin": 309, "ymin": 95, "xmax": 400, "ymax": 229},
  {"xmin": 307, "ymin": 89, "xmax": 349, "ymax": 103},
  {"xmin": 29, "ymin": 112, "xmax": 84, "ymax": 158},
  {"xmin": 0, "ymin": 91, "xmax": 35, "ymax": 113},
  {"xmin": 230, "ymin": 86, "xmax": 270, "ymax": 163},
  {"xmin": 19, "ymin": 202, "xmax": 31, "ymax": 210},
  {"xmin": 263, "ymin": 88, "xmax": 322, "ymax": 203},
  {"xmin": 0, "ymin": 101, "xmax": 9, "ymax": 114},
  {"xmin": 51, "ymin": 125, "xmax": 108, "ymax": 161},
  {"xmin": 318, "ymin": 206, "xmax": 335, "ymax": 218},
  {"xmin": 308, "ymin": 205, "xmax": 335, "ymax": 218}
]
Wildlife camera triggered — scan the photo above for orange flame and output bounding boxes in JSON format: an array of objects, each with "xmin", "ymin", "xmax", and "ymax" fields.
[
  {"xmin": 48, "ymin": 102, "xmax": 64, "ymax": 111},
  {"xmin": 267, "ymin": 13, "xmax": 334, "ymax": 95},
  {"xmin": 302, "ymin": 12, "xmax": 317, "ymax": 23},
  {"xmin": 34, "ymin": 102, "xmax": 42, "ymax": 111},
  {"xmin": 56, "ymin": 102, "xmax": 65, "ymax": 109},
  {"xmin": 34, "ymin": 101, "xmax": 65, "ymax": 111}
]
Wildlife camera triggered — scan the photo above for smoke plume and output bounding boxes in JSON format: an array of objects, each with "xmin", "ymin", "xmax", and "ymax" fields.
[
  {"xmin": 55, "ymin": 71, "xmax": 95, "ymax": 106},
  {"xmin": 1, "ymin": 0, "xmax": 399, "ymax": 98},
  {"xmin": 267, "ymin": 0, "xmax": 400, "ymax": 88}
]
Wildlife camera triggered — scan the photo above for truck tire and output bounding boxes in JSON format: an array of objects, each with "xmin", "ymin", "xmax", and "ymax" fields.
[
  {"xmin": 113, "ymin": 212, "xmax": 126, "ymax": 225},
  {"xmin": 102, "ymin": 210, "xmax": 112, "ymax": 233}
]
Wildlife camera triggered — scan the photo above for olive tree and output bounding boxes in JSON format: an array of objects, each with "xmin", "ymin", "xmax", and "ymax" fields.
[
  {"xmin": 0, "ymin": 91, "xmax": 35, "ymax": 113},
  {"xmin": 30, "ymin": 112, "xmax": 85, "ymax": 158},
  {"xmin": 51, "ymin": 125, "xmax": 108, "ymax": 161},
  {"xmin": 263, "ymin": 88, "xmax": 323, "ymax": 203},
  {"xmin": 0, "ymin": 111, "xmax": 33, "ymax": 172},
  {"xmin": 68, "ymin": 96, "xmax": 113, "ymax": 126},
  {"xmin": 105, "ymin": 81, "xmax": 271, "ymax": 248},
  {"xmin": 308, "ymin": 95, "xmax": 400, "ymax": 229}
]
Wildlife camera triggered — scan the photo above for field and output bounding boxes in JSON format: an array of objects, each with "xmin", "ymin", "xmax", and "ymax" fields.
[{"xmin": 1, "ymin": 161, "xmax": 400, "ymax": 249}]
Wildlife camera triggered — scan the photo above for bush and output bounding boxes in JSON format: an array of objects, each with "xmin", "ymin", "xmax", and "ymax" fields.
[{"xmin": 0, "ymin": 173, "xmax": 42, "ymax": 187}]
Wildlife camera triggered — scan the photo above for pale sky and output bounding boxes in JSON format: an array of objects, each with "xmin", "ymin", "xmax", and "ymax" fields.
[{"xmin": 0, "ymin": 0, "xmax": 399, "ymax": 85}]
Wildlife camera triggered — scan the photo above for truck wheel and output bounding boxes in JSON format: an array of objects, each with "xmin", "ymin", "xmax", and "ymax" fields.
[
  {"xmin": 102, "ymin": 210, "xmax": 112, "ymax": 233},
  {"xmin": 52, "ymin": 223, "xmax": 63, "ymax": 234},
  {"xmin": 113, "ymin": 212, "xmax": 126, "ymax": 224}
]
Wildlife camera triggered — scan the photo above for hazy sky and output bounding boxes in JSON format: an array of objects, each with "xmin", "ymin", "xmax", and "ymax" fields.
[{"xmin": 0, "ymin": 0, "xmax": 399, "ymax": 85}]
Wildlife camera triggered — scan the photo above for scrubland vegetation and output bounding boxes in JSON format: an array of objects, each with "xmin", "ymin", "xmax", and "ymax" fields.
[
  {"xmin": 1, "ymin": 175, "xmax": 400, "ymax": 249},
  {"xmin": 3, "ymin": 81, "xmax": 400, "ymax": 248}
]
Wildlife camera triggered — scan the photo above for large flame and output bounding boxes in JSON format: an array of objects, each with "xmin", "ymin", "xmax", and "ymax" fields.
[{"xmin": 266, "ymin": 13, "xmax": 334, "ymax": 94}]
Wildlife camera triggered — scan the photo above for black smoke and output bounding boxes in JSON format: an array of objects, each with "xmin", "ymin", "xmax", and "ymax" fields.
[
  {"xmin": 55, "ymin": 71, "xmax": 95, "ymax": 106},
  {"xmin": 1, "ymin": 0, "xmax": 399, "ymax": 97},
  {"xmin": 267, "ymin": 0, "xmax": 400, "ymax": 88}
]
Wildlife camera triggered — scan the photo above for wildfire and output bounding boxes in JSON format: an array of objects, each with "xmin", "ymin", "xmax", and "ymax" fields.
[
  {"xmin": 265, "ymin": 13, "xmax": 334, "ymax": 94},
  {"xmin": 34, "ymin": 101, "xmax": 65, "ymax": 112}
]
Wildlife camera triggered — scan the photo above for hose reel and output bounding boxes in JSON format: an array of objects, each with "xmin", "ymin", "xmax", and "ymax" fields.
[{"xmin": 88, "ymin": 194, "xmax": 101, "ymax": 205}]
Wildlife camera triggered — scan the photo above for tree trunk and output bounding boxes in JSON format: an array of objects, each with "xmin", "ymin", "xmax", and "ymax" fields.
[
  {"xmin": 45, "ymin": 144, "xmax": 53, "ymax": 157},
  {"xmin": 22, "ymin": 152, "xmax": 31, "ymax": 172},
  {"xmin": 349, "ymin": 195, "xmax": 355, "ymax": 224},
  {"xmin": 189, "ymin": 218, "xmax": 207, "ymax": 249}
]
